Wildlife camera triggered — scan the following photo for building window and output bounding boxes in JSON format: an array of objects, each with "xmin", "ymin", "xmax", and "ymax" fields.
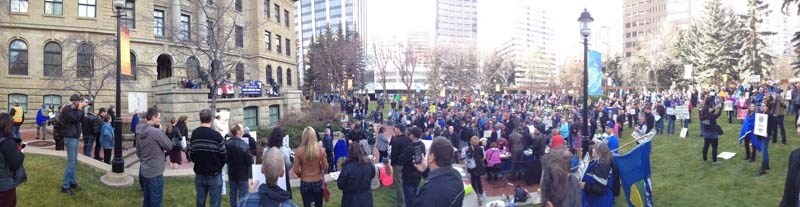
[
  {"xmin": 123, "ymin": 52, "xmax": 137, "ymax": 80},
  {"xmin": 266, "ymin": 65, "xmax": 273, "ymax": 82},
  {"xmin": 77, "ymin": 43, "xmax": 94, "ymax": 78},
  {"xmin": 186, "ymin": 56, "xmax": 201, "ymax": 81},
  {"xmin": 206, "ymin": 20, "xmax": 214, "ymax": 43},
  {"xmin": 8, "ymin": 94, "xmax": 28, "ymax": 113},
  {"xmin": 78, "ymin": 0, "xmax": 96, "ymax": 17},
  {"xmin": 8, "ymin": 40, "xmax": 28, "ymax": 76},
  {"xmin": 268, "ymin": 105, "xmax": 280, "ymax": 126},
  {"xmin": 275, "ymin": 4, "xmax": 280, "ymax": 22},
  {"xmin": 43, "ymin": 95, "xmax": 61, "ymax": 112},
  {"xmin": 243, "ymin": 106, "xmax": 259, "ymax": 129},
  {"xmin": 276, "ymin": 34, "xmax": 281, "ymax": 54},
  {"xmin": 235, "ymin": 0, "xmax": 242, "ymax": 12},
  {"xmin": 235, "ymin": 25, "xmax": 244, "ymax": 48},
  {"xmin": 121, "ymin": 0, "xmax": 135, "ymax": 28},
  {"xmin": 286, "ymin": 68, "xmax": 291, "ymax": 86},
  {"xmin": 43, "ymin": 42, "xmax": 62, "ymax": 77},
  {"xmin": 235, "ymin": 63, "xmax": 245, "ymax": 82},
  {"xmin": 44, "ymin": 0, "xmax": 63, "ymax": 15},
  {"xmin": 154, "ymin": 10, "xmax": 164, "ymax": 37},
  {"xmin": 10, "ymin": 0, "xmax": 28, "ymax": 12},
  {"xmin": 207, "ymin": 0, "xmax": 212, "ymax": 5},
  {"xmin": 284, "ymin": 10, "xmax": 289, "ymax": 27},
  {"xmin": 264, "ymin": 0, "xmax": 270, "ymax": 18},
  {"xmin": 285, "ymin": 38, "xmax": 290, "ymax": 56},
  {"xmin": 180, "ymin": 14, "xmax": 191, "ymax": 40},
  {"xmin": 276, "ymin": 67, "xmax": 282, "ymax": 85},
  {"xmin": 265, "ymin": 31, "xmax": 271, "ymax": 51}
]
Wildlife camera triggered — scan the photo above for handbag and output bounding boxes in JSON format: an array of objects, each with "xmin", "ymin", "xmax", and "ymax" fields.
[{"xmin": 322, "ymin": 181, "xmax": 331, "ymax": 202}]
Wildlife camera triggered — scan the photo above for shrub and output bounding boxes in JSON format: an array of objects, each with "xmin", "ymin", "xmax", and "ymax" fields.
[{"xmin": 257, "ymin": 103, "xmax": 342, "ymax": 149}]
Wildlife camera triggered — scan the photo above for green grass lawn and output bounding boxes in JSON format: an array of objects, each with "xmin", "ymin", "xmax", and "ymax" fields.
[{"xmin": 17, "ymin": 112, "xmax": 799, "ymax": 206}]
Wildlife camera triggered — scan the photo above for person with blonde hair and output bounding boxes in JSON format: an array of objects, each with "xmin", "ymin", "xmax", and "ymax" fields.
[
  {"xmin": 293, "ymin": 127, "xmax": 329, "ymax": 207},
  {"xmin": 581, "ymin": 141, "xmax": 614, "ymax": 207},
  {"xmin": 465, "ymin": 136, "xmax": 486, "ymax": 204}
]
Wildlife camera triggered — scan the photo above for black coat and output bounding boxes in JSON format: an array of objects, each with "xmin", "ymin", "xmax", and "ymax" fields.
[
  {"xmin": 413, "ymin": 166, "xmax": 465, "ymax": 207},
  {"xmin": 225, "ymin": 138, "xmax": 253, "ymax": 182},
  {"xmin": 780, "ymin": 148, "xmax": 800, "ymax": 207},
  {"xmin": 467, "ymin": 145, "xmax": 485, "ymax": 176},
  {"xmin": 60, "ymin": 105, "xmax": 84, "ymax": 138},
  {"xmin": 337, "ymin": 161, "xmax": 376, "ymax": 207}
]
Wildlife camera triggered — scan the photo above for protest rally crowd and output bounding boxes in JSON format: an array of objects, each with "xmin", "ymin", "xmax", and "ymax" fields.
[{"xmin": 3, "ymin": 79, "xmax": 800, "ymax": 207}]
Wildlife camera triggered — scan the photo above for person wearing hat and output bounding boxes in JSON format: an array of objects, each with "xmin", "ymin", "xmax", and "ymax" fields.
[
  {"xmin": 9, "ymin": 100, "xmax": 24, "ymax": 139},
  {"xmin": 60, "ymin": 94, "xmax": 88, "ymax": 196},
  {"xmin": 604, "ymin": 121, "xmax": 619, "ymax": 155}
]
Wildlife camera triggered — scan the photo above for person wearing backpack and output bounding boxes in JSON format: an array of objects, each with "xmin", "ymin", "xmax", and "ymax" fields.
[
  {"xmin": 0, "ymin": 112, "xmax": 25, "ymax": 207},
  {"xmin": 465, "ymin": 136, "xmax": 486, "ymax": 205}
]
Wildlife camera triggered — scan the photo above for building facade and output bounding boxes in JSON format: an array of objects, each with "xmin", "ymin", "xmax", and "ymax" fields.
[
  {"xmin": 0, "ymin": 0, "xmax": 300, "ymax": 129},
  {"xmin": 294, "ymin": 0, "xmax": 367, "ymax": 86},
  {"xmin": 435, "ymin": 0, "xmax": 477, "ymax": 50},
  {"xmin": 623, "ymin": 0, "xmax": 667, "ymax": 58},
  {"xmin": 495, "ymin": 0, "xmax": 556, "ymax": 87}
]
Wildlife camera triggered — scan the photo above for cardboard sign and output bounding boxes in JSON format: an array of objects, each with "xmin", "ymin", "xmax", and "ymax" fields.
[
  {"xmin": 666, "ymin": 108, "xmax": 675, "ymax": 115},
  {"xmin": 754, "ymin": 113, "xmax": 768, "ymax": 137},
  {"xmin": 680, "ymin": 128, "xmax": 688, "ymax": 138},
  {"xmin": 724, "ymin": 101, "xmax": 733, "ymax": 111},
  {"xmin": 675, "ymin": 105, "xmax": 690, "ymax": 120}
]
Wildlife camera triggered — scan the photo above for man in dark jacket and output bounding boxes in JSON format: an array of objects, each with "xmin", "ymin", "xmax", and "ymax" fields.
[
  {"xmin": 413, "ymin": 137, "xmax": 464, "ymax": 207},
  {"xmin": 80, "ymin": 109, "xmax": 101, "ymax": 157},
  {"xmin": 644, "ymin": 107, "xmax": 656, "ymax": 134},
  {"xmin": 389, "ymin": 124, "xmax": 410, "ymax": 207},
  {"xmin": 402, "ymin": 127, "xmax": 426, "ymax": 206},
  {"xmin": 237, "ymin": 148, "xmax": 297, "ymax": 207},
  {"xmin": 190, "ymin": 109, "xmax": 227, "ymax": 207},
  {"xmin": 226, "ymin": 124, "xmax": 253, "ymax": 206},
  {"xmin": 61, "ymin": 94, "xmax": 86, "ymax": 196}
]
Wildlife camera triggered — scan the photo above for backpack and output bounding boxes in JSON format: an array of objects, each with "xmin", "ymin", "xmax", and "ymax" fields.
[
  {"xmin": 0, "ymin": 137, "xmax": 27, "ymax": 188},
  {"xmin": 514, "ymin": 185, "xmax": 529, "ymax": 202},
  {"xmin": 367, "ymin": 131, "xmax": 376, "ymax": 145}
]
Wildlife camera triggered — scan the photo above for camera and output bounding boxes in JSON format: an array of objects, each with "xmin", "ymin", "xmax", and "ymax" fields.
[{"xmin": 413, "ymin": 147, "xmax": 423, "ymax": 164}]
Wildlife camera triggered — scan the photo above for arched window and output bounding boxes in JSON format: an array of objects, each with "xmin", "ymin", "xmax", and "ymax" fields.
[
  {"xmin": 276, "ymin": 67, "xmax": 283, "ymax": 85},
  {"xmin": 77, "ymin": 43, "xmax": 94, "ymax": 78},
  {"xmin": 43, "ymin": 42, "xmax": 62, "ymax": 77},
  {"xmin": 186, "ymin": 56, "xmax": 201, "ymax": 81},
  {"xmin": 286, "ymin": 68, "xmax": 292, "ymax": 86},
  {"xmin": 123, "ymin": 52, "xmax": 137, "ymax": 80},
  {"xmin": 266, "ymin": 65, "xmax": 273, "ymax": 84},
  {"xmin": 9, "ymin": 40, "xmax": 28, "ymax": 75},
  {"xmin": 235, "ymin": 63, "xmax": 245, "ymax": 82}
]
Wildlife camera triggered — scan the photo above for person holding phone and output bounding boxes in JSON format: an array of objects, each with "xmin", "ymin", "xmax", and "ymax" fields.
[
  {"xmin": 401, "ymin": 127, "xmax": 426, "ymax": 206},
  {"xmin": 60, "ymin": 94, "xmax": 87, "ymax": 196}
]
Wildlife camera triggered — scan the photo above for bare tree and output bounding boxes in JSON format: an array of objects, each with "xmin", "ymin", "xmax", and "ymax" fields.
[
  {"xmin": 305, "ymin": 26, "xmax": 366, "ymax": 96},
  {"xmin": 391, "ymin": 43, "xmax": 418, "ymax": 98},
  {"xmin": 371, "ymin": 43, "xmax": 391, "ymax": 99},
  {"xmin": 50, "ymin": 36, "xmax": 120, "ymax": 103},
  {"xmin": 427, "ymin": 45, "xmax": 445, "ymax": 97},
  {"xmin": 480, "ymin": 51, "xmax": 513, "ymax": 93},
  {"xmin": 440, "ymin": 47, "xmax": 478, "ymax": 96}
]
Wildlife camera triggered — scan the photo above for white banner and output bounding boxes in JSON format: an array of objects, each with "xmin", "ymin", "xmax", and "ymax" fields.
[
  {"xmin": 754, "ymin": 113, "xmax": 768, "ymax": 137},
  {"xmin": 127, "ymin": 92, "xmax": 148, "ymax": 114}
]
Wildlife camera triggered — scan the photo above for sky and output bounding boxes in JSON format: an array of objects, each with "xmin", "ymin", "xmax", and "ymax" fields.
[{"xmin": 366, "ymin": 0, "xmax": 624, "ymax": 64}]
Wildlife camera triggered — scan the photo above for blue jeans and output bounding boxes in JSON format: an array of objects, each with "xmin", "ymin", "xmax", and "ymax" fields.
[
  {"xmin": 141, "ymin": 175, "xmax": 164, "ymax": 207},
  {"xmin": 12, "ymin": 126, "xmax": 20, "ymax": 139},
  {"xmin": 655, "ymin": 119, "xmax": 664, "ymax": 134},
  {"xmin": 229, "ymin": 179, "xmax": 248, "ymax": 207},
  {"xmin": 195, "ymin": 174, "xmax": 223, "ymax": 207},
  {"xmin": 403, "ymin": 182, "xmax": 420, "ymax": 206},
  {"xmin": 667, "ymin": 118, "xmax": 676, "ymax": 135},
  {"xmin": 682, "ymin": 119, "xmax": 690, "ymax": 136},
  {"xmin": 762, "ymin": 138, "xmax": 770, "ymax": 170},
  {"xmin": 62, "ymin": 138, "xmax": 79, "ymax": 189},
  {"xmin": 83, "ymin": 136, "xmax": 95, "ymax": 157}
]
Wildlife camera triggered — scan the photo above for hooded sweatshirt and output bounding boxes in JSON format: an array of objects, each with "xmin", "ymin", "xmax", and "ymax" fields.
[
  {"xmin": 238, "ymin": 184, "xmax": 297, "ymax": 207},
  {"xmin": 135, "ymin": 122, "xmax": 173, "ymax": 178}
]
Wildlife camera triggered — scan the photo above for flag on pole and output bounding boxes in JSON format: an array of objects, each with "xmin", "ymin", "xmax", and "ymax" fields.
[{"xmin": 614, "ymin": 140, "xmax": 654, "ymax": 207}]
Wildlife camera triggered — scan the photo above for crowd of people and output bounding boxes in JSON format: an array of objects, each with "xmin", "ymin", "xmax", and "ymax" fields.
[{"xmin": 4, "ymin": 79, "xmax": 800, "ymax": 206}]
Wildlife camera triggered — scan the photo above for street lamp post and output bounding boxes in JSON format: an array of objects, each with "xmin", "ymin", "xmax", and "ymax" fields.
[
  {"xmin": 578, "ymin": 9, "xmax": 593, "ymax": 152},
  {"xmin": 101, "ymin": 0, "xmax": 134, "ymax": 187}
]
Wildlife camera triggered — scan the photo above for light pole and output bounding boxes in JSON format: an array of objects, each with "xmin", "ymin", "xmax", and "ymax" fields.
[
  {"xmin": 578, "ymin": 9, "xmax": 593, "ymax": 150},
  {"xmin": 101, "ymin": 0, "xmax": 134, "ymax": 187}
]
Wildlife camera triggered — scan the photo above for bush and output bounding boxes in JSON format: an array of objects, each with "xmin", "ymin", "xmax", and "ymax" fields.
[{"xmin": 257, "ymin": 103, "xmax": 341, "ymax": 149}]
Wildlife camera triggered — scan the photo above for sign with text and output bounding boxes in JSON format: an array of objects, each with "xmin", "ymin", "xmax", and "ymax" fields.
[
  {"xmin": 754, "ymin": 113, "xmax": 768, "ymax": 137},
  {"xmin": 723, "ymin": 101, "xmax": 733, "ymax": 111},
  {"xmin": 127, "ymin": 92, "xmax": 147, "ymax": 114},
  {"xmin": 675, "ymin": 105, "xmax": 690, "ymax": 120}
]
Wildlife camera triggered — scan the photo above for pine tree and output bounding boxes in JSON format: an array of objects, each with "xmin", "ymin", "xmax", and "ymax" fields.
[
  {"xmin": 737, "ymin": 0, "xmax": 776, "ymax": 78},
  {"xmin": 694, "ymin": 0, "xmax": 739, "ymax": 84}
]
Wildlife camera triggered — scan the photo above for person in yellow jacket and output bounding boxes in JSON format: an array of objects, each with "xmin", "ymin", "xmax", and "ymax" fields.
[
  {"xmin": 9, "ymin": 100, "xmax": 23, "ymax": 139},
  {"xmin": 429, "ymin": 103, "xmax": 437, "ymax": 114}
]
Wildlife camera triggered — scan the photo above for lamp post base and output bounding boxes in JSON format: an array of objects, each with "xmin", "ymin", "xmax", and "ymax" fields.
[{"xmin": 100, "ymin": 171, "xmax": 134, "ymax": 188}]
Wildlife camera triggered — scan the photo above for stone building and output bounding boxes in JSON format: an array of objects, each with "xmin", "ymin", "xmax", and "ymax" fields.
[{"xmin": 0, "ymin": 0, "xmax": 301, "ymax": 131}]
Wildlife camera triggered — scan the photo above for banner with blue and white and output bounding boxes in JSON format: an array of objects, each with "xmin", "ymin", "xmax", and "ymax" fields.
[{"xmin": 588, "ymin": 50, "xmax": 603, "ymax": 96}]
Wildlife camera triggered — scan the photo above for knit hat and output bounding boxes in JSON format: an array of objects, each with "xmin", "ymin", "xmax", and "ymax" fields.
[{"xmin": 606, "ymin": 121, "xmax": 615, "ymax": 130}]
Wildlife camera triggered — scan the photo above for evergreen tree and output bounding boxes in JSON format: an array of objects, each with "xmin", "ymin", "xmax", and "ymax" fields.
[
  {"xmin": 736, "ymin": 0, "xmax": 776, "ymax": 78},
  {"xmin": 694, "ymin": 0, "xmax": 739, "ymax": 83}
]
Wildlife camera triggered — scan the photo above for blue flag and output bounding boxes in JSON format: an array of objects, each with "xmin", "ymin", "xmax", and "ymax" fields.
[
  {"xmin": 614, "ymin": 140, "xmax": 654, "ymax": 207},
  {"xmin": 588, "ymin": 50, "xmax": 603, "ymax": 96}
]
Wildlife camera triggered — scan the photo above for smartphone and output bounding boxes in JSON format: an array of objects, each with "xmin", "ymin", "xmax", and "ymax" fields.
[{"xmin": 413, "ymin": 147, "xmax": 423, "ymax": 164}]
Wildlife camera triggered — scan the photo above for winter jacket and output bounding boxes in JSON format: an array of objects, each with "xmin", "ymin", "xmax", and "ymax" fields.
[
  {"xmin": 135, "ymin": 122, "xmax": 173, "ymax": 178},
  {"xmin": 36, "ymin": 109, "xmax": 48, "ymax": 126},
  {"xmin": 0, "ymin": 136, "xmax": 24, "ymax": 191},
  {"xmin": 390, "ymin": 134, "xmax": 411, "ymax": 166},
  {"xmin": 376, "ymin": 133, "xmax": 389, "ymax": 152},
  {"xmin": 81, "ymin": 113, "xmax": 102, "ymax": 139},
  {"xmin": 581, "ymin": 160, "xmax": 614, "ymax": 207},
  {"xmin": 412, "ymin": 166, "xmax": 465, "ymax": 207},
  {"xmin": 60, "ymin": 105, "xmax": 84, "ymax": 138},
  {"xmin": 337, "ymin": 161, "xmax": 376, "ymax": 207},
  {"xmin": 226, "ymin": 137, "xmax": 253, "ymax": 182},
  {"xmin": 237, "ymin": 184, "xmax": 298, "ymax": 207},
  {"xmin": 779, "ymin": 148, "xmax": 800, "ymax": 207},
  {"xmin": 402, "ymin": 141, "xmax": 425, "ymax": 184},
  {"xmin": 467, "ymin": 144, "xmax": 486, "ymax": 176},
  {"xmin": 190, "ymin": 127, "xmax": 227, "ymax": 176},
  {"xmin": 700, "ymin": 106, "xmax": 723, "ymax": 139},
  {"xmin": 130, "ymin": 114, "xmax": 139, "ymax": 134},
  {"xmin": 485, "ymin": 147, "xmax": 502, "ymax": 167},
  {"xmin": 100, "ymin": 123, "xmax": 114, "ymax": 149}
]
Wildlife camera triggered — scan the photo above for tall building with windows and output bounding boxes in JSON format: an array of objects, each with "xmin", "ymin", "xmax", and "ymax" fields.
[
  {"xmin": 495, "ymin": 0, "xmax": 556, "ymax": 87},
  {"xmin": 435, "ymin": 0, "xmax": 477, "ymax": 49},
  {"xmin": 623, "ymin": 0, "xmax": 668, "ymax": 58},
  {"xmin": 0, "ymin": 0, "xmax": 299, "ymax": 129},
  {"xmin": 294, "ymin": 0, "xmax": 367, "ymax": 86}
]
